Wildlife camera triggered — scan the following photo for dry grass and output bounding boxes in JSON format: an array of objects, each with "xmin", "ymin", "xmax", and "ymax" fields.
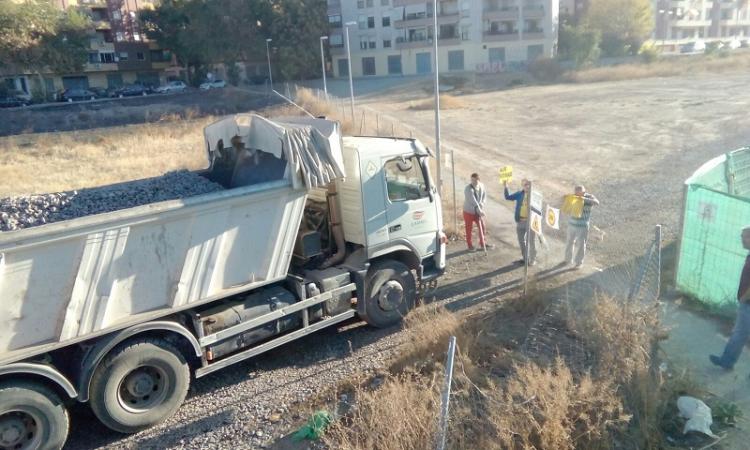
[
  {"xmin": 566, "ymin": 51, "xmax": 750, "ymax": 84},
  {"xmin": 408, "ymin": 94, "xmax": 467, "ymax": 111},
  {"xmin": 323, "ymin": 292, "xmax": 671, "ymax": 450},
  {"xmin": 0, "ymin": 118, "xmax": 212, "ymax": 196}
]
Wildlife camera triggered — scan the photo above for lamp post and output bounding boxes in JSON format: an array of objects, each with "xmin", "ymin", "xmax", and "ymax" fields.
[
  {"xmin": 320, "ymin": 36, "xmax": 329, "ymax": 97},
  {"xmin": 432, "ymin": 0, "xmax": 442, "ymax": 195},
  {"xmin": 265, "ymin": 38, "xmax": 273, "ymax": 88},
  {"xmin": 344, "ymin": 21, "xmax": 357, "ymax": 122}
]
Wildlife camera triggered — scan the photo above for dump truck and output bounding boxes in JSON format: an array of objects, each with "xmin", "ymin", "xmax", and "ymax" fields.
[{"xmin": 0, "ymin": 115, "xmax": 446, "ymax": 449}]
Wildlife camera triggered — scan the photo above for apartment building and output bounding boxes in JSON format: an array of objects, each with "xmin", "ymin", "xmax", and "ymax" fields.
[
  {"xmin": 654, "ymin": 0, "xmax": 750, "ymax": 50},
  {"xmin": 326, "ymin": 0, "xmax": 559, "ymax": 78},
  {"xmin": 3, "ymin": 0, "xmax": 178, "ymax": 99}
]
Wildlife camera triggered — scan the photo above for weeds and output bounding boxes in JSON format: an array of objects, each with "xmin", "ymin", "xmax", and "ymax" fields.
[{"xmin": 408, "ymin": 95, "xmax": 467, "ymax": 111}]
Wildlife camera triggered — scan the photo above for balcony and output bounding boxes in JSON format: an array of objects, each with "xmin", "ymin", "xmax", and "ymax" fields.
[
  {"xmin": 522, "ymin": 4, "xmax": 545, "ymax": 18},
  {"xmin": 395, "ymin": 36, "xmax": 431, "ymax": 49},
  {"xmin": 394, "ymin": 0, "xmax": 430, "ymax": 6},
  {"xmin": 483, "ymin": 6, "xmax": 519, "ymax": 20},
  {"xmin": 84, "ymin": 62, "xmax": 119, "ymax": 72},
  {"xmin": 483, "ymin": 30, "xmax": 519, "ymax": 41},
  {"xmin": 438, "ymin": 33, "xmax": 461, "ymax": 45},
  {"xmin": 522, "ymin": 30, "xmax": 545, "ymax": 39},
  {"xmin": 89, "ymin": 39, "xmax": 115, "ymax": 51},
  {"xmin": 92, "ymin": 20, "xmax": 111, "ymax": 30},
  {"xmin": 394, "ymin": 12, "xmax": 433, "ymax": 28}
]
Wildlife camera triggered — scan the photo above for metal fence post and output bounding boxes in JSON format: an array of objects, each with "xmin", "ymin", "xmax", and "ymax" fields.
[
  {"xmin": 436, "ymin": 336, "xmax": 457, "ymax": 450},
  {"xmin": 655, "ymin": 224, "xmax": 662, "ymax": 299}
]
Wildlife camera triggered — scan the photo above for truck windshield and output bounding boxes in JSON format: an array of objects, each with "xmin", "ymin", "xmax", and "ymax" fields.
[{"xmin": 384, "ymin": 156, "xmax": 429, "ymax": 202}]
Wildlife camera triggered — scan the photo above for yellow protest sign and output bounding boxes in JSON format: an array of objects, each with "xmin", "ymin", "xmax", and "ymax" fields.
[
  {"xmin": 546, "ymin": 205, "xmax": 560, "ymax": 230},
  {"xmin": 562, "ymin": 195, "xmax": 584, "ymax": 218},
  {"xmin": 530, "ymin": 211, "xmax": 543, "ymax": 235},
  {"xmin": 499, "ymin": 166, "xmax": 513, "ymax": 184}
]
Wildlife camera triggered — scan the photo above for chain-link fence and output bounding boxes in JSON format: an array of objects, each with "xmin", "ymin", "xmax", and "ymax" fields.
[{"xmin": 521, "ymin": 224, "xmax": 663, "ymax": 373}]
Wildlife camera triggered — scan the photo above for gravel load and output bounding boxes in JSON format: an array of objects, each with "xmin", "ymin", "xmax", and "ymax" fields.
[{"xmin": 0, "ymin": 170, "xmax": 224, "ymax": 232}]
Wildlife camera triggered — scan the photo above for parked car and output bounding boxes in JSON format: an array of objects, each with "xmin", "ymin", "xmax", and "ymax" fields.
[
  {"xmin": 60, "ymin": 88, "xmax": 97, "ymax": 102},
  {"xmin": 680, "ymin": 40, "xmax": 706, "ymax": 54},
  {"xmin": 726, "ymin": 38, "xmax": 742, "ymax": 50},
  {"xmin": 88, "ymin": 87, "xmax": 113, "ymax": 98},
  {"xmin": 200, "ymin": 79, "xmax": 227, "ymax": 90},
  {"xmin": 0, "ymin": 94, "xmax": 29, "ymax": 108},
  {"xmin": 113, "ymin": 84, "xmax": 149, "ymax": 98},
  {"xmin": 155, "ymin": 80, "xmax": 188, "ymax": 94}
]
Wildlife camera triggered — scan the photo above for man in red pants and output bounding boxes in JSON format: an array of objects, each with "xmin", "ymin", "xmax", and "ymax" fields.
[{"xmin": 463, "ymin": 173, "xmax": 492, "ymax": 251}]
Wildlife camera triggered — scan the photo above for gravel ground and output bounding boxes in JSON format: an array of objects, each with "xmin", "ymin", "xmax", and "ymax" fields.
[{"xmin": 0, "ymin": 170, "xmax": 223, "ymax": 232}]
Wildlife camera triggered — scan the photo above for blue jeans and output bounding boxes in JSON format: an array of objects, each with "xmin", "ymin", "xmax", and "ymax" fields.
[{"xmin": 718, "ymin": 303, "xmax": 750, "ymax": 368}]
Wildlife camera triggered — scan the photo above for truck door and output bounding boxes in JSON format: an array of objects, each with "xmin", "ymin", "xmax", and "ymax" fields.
[{"xmin": 382, "ymin": 155, "xmax": 438, "ymax": 257}]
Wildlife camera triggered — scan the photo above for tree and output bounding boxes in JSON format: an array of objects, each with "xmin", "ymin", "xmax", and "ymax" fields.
[
  {"xmin": 0, "ymin": 0, "xmax": 90, "ymax": 98},
  {"xmin": 140, "ymin": 0, "xmax": 327, "ymax": 83},
  {"xmin": 583, "ymin": 0, "xmax": 653, "ymax": 56},
  {"xmin": 558, "ymin": 24, "xmax": 601, "ymax": 67},
  {"xmin": 269, "ymin": 0, "xmax": 328, "ymax": 80}
]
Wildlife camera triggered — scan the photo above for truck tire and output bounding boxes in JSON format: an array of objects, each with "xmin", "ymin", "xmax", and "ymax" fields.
[
  {"xmin": 89, "ymin": 338, "xmax": 190, "ymax": 434},
  {"xmin": 359, "ymin": 260, "xmax": 417, "ymax": 328},
  {"xmin": 0, "ymin": 380, "xmax": 69, "ymax": 450}
]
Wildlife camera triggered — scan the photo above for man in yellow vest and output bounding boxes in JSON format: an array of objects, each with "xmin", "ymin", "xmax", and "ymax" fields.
[{"xmin": 564, "ymin": 185, "xmax": 600, "ymax": 269}]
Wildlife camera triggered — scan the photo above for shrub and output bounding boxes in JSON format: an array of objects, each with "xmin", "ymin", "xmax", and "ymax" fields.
[
  {"xmin": 639, "ymin": 43, "xmax": 660, "ymax": 63},
  {"xmin": 528, "ymin": 58, "xmax": 565, "ymax": 82}
]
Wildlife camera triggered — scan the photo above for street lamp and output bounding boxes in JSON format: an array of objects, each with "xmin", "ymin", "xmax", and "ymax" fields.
[
  {"xmin": 344, "ymin": 21, "xmax": 357, "ymax": 122},
  {"xmin": 432, "ymin": 0, "xmax": 442, "ymax": 195},
  {"xmin": 320, "ymin": 36, "xmax": 329, "ymax": 97},
  {"xmin": 265, "ymin": 38, "xmax": 273, "ymax": 88}
]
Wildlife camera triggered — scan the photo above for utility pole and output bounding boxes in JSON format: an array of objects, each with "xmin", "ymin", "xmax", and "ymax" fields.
[
  {"xmin": 319, "ymin": 36, "xmax": 329, "ymax": 97},
  {"xmin": 265, "ymin": 38, "xmax": 273, "ymax": 88},
  {"xmin": 432, "ymin": 0, "xmax": 442, "ymax": 194},
  {"xmin": 344, "ymin": 22, "xmax": 357, "ymax": 122}
]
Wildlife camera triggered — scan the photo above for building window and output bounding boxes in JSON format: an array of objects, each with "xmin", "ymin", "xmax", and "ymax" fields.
[
  {"xmin": 527, "ymin": 44, "xmax": 544, "ymax": 61},
  {"xmin": 368, "ymin": 16, "xmax": 375, "ymax": 28},
  {"xmin": 119, "ymin": 51, "xmax": 128, "ymax": 61},
  {"xmin": 88, "ymin": 52, "xmax": 99, "ymax": 63},
  {"xmin": 330, "ymin": 34, "xmax": 344, "ymax": 47},
  {"xmin": 328, "ymin": 14, "xmax": 342, "ymax": 27},
  {"xmin": 357, "ymin": 0, "xmax": 365, "ymax": 8},
  {"xmin": 382, "ymin": 16, "xmax": 391, "ymax": 27},
  {"xmin": 461, "ymin": 25, "xmax": 470, "ymax": 40},
  {"xmin": 362, "ymin": 57, "xmax": 376, "ymax": 75},
  {"xmin": 366, "ymin": 0, "xmax": 374, "ymax": 6},
  {"xmin": 137, "ymin": 52, "xmax": 145, "ymax": 60},
  {"xmin": 439, "ymin": 24, "xmax": 457, "ymax": 39},
  {"xmin": 387, "ymin": 55, "xmax": 402, "ymax": 74},
  {"xmin": 369, "ymin": 40, "xmax": 376, "ymax": 49},
  {"xmin": 101, "ymin": 52, "xmax": 115, "ymax": 63},
  {"xmin": 358, "ymin": 15, "xmax": 367, "ymax": 29},
  {"xmin": 448, "ymin": 50, "xmax": 464, "ymax": 70},
  {"xmin": 524, "ymin": 20, "xmax": 542, "ymax": 33},
  {"xmin": 489, "ymin": 47, "xmax": 505, "ymax": 63},
  {"xmin": 338, "ymin": 58, "xmax": 349, "ymax": 76},
  {"xmin": 383, "ymin": 39, "xmax": 392, "ymax": 48},
  {"xmin": 360, "ymin": 36, "xmax": 369, "ymax": 50}
]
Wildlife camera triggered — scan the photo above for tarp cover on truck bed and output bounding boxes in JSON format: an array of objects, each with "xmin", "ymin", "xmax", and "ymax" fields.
[{"xmin": 204, "ymin": 114, "xmax": 346, "ymax": 189}]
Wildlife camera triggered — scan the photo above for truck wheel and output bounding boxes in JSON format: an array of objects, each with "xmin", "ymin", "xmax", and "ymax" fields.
[
  {"xmin": 0, "ymin": 380, "xmax": 69, "ymax": 450},
  {"xmin": 89, "ymin": 338, "xmax": 189, "ymax": 434},
  {"xmin": 359, "ymin": 260, "xmax": 416, "ymax": 328}
]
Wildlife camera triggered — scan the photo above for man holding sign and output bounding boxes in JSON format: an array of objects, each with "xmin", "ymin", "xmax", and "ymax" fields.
[
  {"xmin": 563, "ymin": 184, "xmax": 600, "ymax": 268},
  {"xmin": 504, "ymin": 179, "xmax": 536, "ymax": 265}
]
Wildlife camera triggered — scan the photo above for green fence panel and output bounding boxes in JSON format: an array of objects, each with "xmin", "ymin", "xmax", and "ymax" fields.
[{"xmin": 677, "ymin": 147, "xmax": 750, "ymax": 311}]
